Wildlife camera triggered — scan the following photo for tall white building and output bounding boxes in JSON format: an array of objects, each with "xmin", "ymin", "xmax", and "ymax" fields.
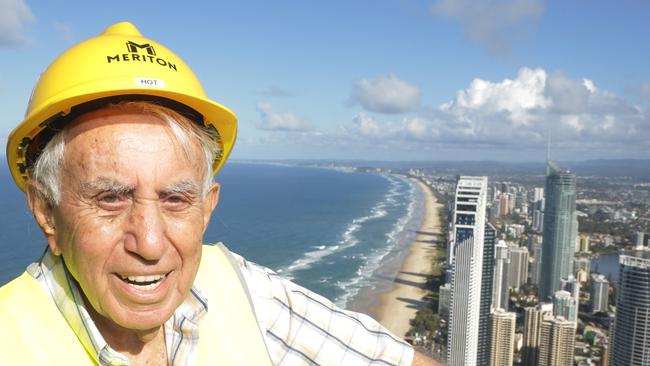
[
  {"xmin": 530, "ymin": 244, "xmax": 543, "ymax": 285},
  {"xmin": 589, "ymin": 274, "xmax": 609, "ymax": 313},
  {"xmin": 447, "ymin": 176, "xmax": 488, "ymax": 366},
  {"xmin": 492, "ymin": 240, "xmax": 509, "ymax": 311},
  {"xmin": 533, "ymin": 187, "xmax": 545, "ymax": 203},
  {"xmin": 507, "ymin": 245, "xmax": 529, "ymax": 290}
]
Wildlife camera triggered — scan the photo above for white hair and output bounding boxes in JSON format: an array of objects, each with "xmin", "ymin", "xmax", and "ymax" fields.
[{"xmin": 30, "ymin": 101, "xmax": 221, "ymax": 205}]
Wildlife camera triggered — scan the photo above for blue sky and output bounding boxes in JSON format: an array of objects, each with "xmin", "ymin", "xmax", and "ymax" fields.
[{"xmin": 1, "ymin": 0, "xmax": 649, "ymax": 162}]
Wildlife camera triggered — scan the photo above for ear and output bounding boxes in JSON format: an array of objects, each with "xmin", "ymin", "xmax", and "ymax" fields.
[
  {"xmin": 26, "ymin": 183, "xmax": 62, "ymax": 256},
  {"xmin": 202, "ymin": 182, "xmax": 220, "ymax": 229}
]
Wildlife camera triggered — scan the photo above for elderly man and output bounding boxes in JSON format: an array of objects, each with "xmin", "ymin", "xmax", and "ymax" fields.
[{"xmin": 0, "ymin": 22, "xmax": 438, "ymax": 366}]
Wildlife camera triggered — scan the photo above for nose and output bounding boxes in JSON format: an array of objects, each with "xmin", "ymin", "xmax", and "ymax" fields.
[{"xmin": 124, "ymin": 200, "xmax": 167, "ymax": 261}]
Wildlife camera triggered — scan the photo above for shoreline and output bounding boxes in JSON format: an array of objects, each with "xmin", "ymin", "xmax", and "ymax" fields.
[{"xmin": 366, "ymin": 179, "xmax": 444, "ymax": 338}]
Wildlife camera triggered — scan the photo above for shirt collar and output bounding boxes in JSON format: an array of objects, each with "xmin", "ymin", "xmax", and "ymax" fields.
[{"xmin": 28, "ymin": 248, "xmax": 208, "ymax": 366}]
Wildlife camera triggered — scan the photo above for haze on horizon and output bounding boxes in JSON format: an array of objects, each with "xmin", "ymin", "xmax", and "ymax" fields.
[{"xmin": 1, "ymin": 0, "xmax": 649, "ymax": 163}]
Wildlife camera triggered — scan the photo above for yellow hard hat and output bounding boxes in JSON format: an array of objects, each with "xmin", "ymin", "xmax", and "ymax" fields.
[{"xmin": 6, "ymin": 21, "xmax": 237, "ymax": 192}]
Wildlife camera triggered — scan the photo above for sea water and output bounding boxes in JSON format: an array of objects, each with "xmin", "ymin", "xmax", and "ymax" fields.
[{"xmin": 0, "ymin": 163, "xmax": 422, "ymax": 308}]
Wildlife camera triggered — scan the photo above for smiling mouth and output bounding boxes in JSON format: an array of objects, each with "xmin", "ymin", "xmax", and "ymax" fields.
[{"xmin": 117, "ymin": 272, "xmax": 170, "ymax": 291}]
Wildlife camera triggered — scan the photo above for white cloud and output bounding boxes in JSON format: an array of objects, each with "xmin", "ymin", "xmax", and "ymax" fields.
[
  {"xmin": 351, "ymin": 74, "xmax": 421, "ymax": 114},
  {"xmin": 436, "ymin": 67, "xmax": 648, "ymax": 146},
  {"xmin": 338, "ymin": 67, "xmax": 650, "ymax": 157},
  {"xmin": 431, "ymin": 0, "xmax": 543, "ymax": 55},
  {"xmin": 256, "ymin": 102, "xmax": 312, "ymax": 131},
  {"xmin": 404, "ymin": 117, "xmax": 430, "ymax": 139},
  {"xmin": 353, "ymin": 112, "xmax": 384, "ymax": 138},
  {"xmin": 0, "ymin": 0, "xmax": 35, "ymax": 46},
  {"xmin": 451, "ymin": 67, "xmax": 550, "ymax": 125}
]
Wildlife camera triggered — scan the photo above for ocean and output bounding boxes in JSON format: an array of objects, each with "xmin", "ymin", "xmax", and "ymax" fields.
[{"xmin": 0, "ymin": 162, "xmax": 422, "ymax": 309}]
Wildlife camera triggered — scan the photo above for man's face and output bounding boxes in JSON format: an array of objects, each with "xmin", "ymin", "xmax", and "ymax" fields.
[{"xmin": 37, "ymin": 109, "xmax": 219, "ymax": 331}]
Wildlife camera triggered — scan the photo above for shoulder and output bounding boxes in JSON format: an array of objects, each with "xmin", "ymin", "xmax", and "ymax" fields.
[
  {"xmin": 0, "ymin": 272, "xmax": 41, "ymax": 308},
  {"xmin": 211, "ymin": 245, "xmax": 415, "ymax": 366},
  {"xmin": 0, "ymin": 273, "xmax": 90, "ymax": 363}
]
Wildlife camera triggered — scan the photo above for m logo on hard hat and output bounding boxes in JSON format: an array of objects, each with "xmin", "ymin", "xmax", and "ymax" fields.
[
  {"xmin": 126, "ymin": 41, "xmax": 156, "ymax": 56},
  {"xmin": 106, "ymin": 40, "xmax": 177, "ymax": 71}
]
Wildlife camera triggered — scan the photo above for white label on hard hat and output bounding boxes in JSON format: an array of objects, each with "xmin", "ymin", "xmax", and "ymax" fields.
[{"xmin": 134, "ymin": 78, "xmax": 165, "ymax": 88}]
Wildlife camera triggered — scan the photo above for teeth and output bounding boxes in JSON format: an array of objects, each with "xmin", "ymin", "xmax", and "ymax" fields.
[
  {"xmin": 125, "ymin": 274, "xmax": 164, "ymax": 283},
  {"xmin": 118, "ymin": 273, "xmax": 167, "ymax": 289}
]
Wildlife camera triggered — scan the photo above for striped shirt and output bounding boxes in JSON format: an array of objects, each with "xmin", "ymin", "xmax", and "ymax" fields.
[{"xmin": 28, "ymin": 245, "xmax": 414, "ymax": 365}]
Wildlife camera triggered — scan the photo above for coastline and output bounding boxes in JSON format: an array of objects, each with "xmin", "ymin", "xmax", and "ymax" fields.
[{"xmin": 366, "ymin": 179, "xmax": 443, "ymax": 338}]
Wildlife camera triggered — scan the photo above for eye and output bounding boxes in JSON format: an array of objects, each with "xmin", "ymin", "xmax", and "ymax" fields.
[
  {"xmin": 162, "ymin": 194, "xmax": 191, "ymax": 211},
  {"xmin": 96, "ymin": 192, "xmax": 129, "ymax": 211}
]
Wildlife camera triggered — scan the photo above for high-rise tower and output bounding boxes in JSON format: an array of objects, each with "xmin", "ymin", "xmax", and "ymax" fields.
[
  {"xmin": 477, "ymin": 223, "xmax": 497, "ymax": 366},
  {"xmin": 447, "ymin": 176, "xmax": 488, "ymax": 366},
  {"xmin": 492, "ymin": 240, "xmax": 509, "ymax": 311},
  {"xmin": 507, "ymin": 245, "xmax": 529, "ymax": 290},
  {"xmin": 609, "ymin": 256, "xmax": 650, "ymax": 365},
  {"xmin": 537, "ymin": 313, "xmax": 576, "ymax": 366},
  {"xmin": 489, "ymin": 309, "xmax": 516, "ymax": 366},
  {"xmin": 589, "ymin": 274, "xmax": 609, "ymax": 313},
  {"xmin": 539, "ymin": 161, "xmax": 577, "ymax": 301},
  {"xmin": 553, "ymin": 290, "xmax": 577, "ymax": 322},
  {"xmin": 522, "ymin": 303, "xmax": 553, "ymax": 366}
]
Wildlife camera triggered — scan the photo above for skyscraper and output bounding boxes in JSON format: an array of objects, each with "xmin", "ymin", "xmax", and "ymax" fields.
[
  {"xmin": 553, "ymin": 290, "xmax": 577, "ymax": 322},
  {"xmin": 522, "ymin": 303, "xmax": 553, "ymax": 366},
  {"xmin": 589, "ymin": 274, "xmax": 609, "ymax": 313},
  {"xmin": 532, "ymin": 188, "xmax": 545, "ymax": 233},
  {"xmin": 477, "ymin": 223, "xmax": 497, "ymax": 366},
  {"xmin": 530, "ymin": 244, "xmax": 543, "ymax": 285},
  {"xmin": 489, "ymin": 309, "xmax": 515, "ymax": 366},
  {"xmin": 492, "ymin": 240, "xmax": 509, "ymax": 311},
  {"xmin": 499, "ymin": 193, "xmax": 509, "ymax": 216},
  {"xmin": 533, "ymin": 187, "xmax": 544, "ymax": 204},
  {"xmin": 537, "ymin": 313, "xmax": 577, "ymax": 366},
  {"xmin": 506, "ymin": 245, "xmax": 529, "ymax": 290},
  {"xmin": 447, "ymin": 176, "xmax": 488, "ymax": 366},
  {"xmin": 539, "ymin": 161, "xmax": 577, "ymax": 301},
  {"xmin": 609, "ymin": 256, "xmax": 650, "ymax": 365}
]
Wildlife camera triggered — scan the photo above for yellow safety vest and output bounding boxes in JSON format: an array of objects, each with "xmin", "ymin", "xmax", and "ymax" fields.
[{"xmin": 0, "ymin": 244, "xmax": 273, "ymax": 365}]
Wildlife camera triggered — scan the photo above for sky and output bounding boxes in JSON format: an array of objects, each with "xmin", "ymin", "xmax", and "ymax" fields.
[{"xmin": 1, "ymin": 0, "xmax": 649, "ymax": 162}]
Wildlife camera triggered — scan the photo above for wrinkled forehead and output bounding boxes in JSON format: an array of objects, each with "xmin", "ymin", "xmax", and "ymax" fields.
[
  {"xmin": 66, "ymin": 108, "xmax": 170, "ymax": 140},
  {"xmin": 61, "ymin": 109, "xmax": 205, "ymax": 181}
]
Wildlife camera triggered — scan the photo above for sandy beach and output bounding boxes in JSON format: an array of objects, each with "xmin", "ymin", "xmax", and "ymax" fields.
[{"xmin": 369, "ymin": 179, "xmax": 444, "ymax": 338}]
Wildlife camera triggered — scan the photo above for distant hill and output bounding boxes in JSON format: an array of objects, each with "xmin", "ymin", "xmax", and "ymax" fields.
[
  {"xmin": 562, "ymin": 159, "xmax": 650, "ymax": 179},
  {"xmin": 238, "ymin": 159, "xmax": 650, "ymax": 180}
]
